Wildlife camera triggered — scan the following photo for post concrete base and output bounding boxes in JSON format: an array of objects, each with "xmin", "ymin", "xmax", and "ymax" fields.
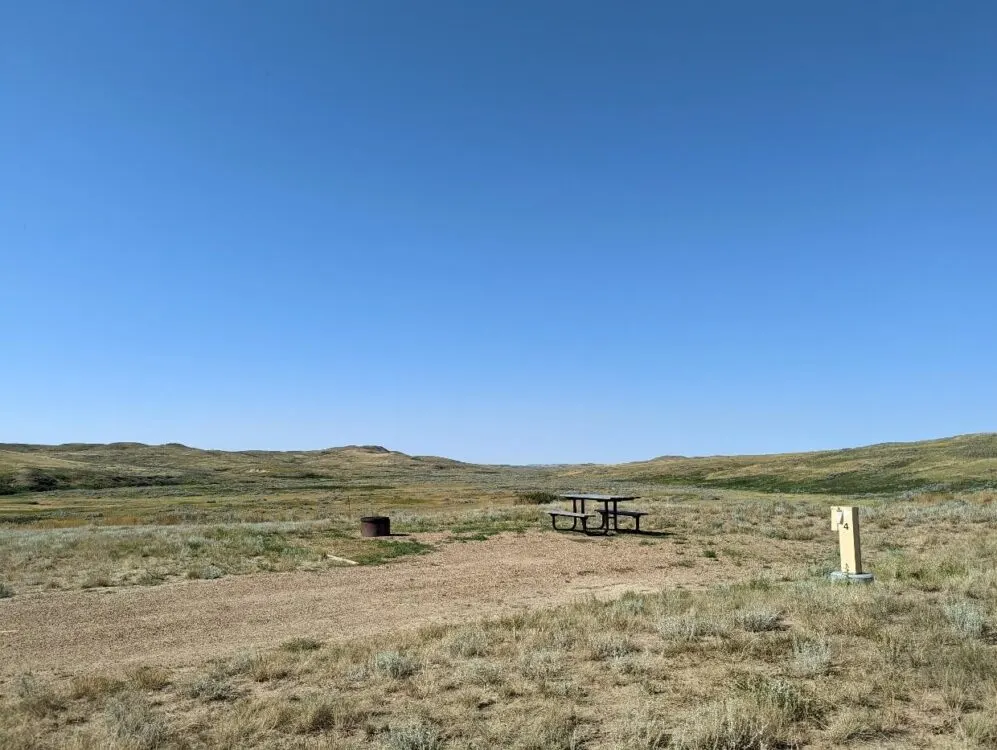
[{"xmin": 829, "ymin": 571, "xmax": 875, "ymax": 584}]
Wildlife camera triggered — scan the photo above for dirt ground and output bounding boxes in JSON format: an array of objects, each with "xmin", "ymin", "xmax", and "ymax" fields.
[{"xmin": 0, "ymin": 531, "xmax": 809, "ymax": 678}]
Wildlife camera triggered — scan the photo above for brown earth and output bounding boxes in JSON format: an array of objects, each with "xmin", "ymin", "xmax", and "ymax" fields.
[{"xmin": 0, "ymin": 531, "xmax": 807, "ymax": 678}]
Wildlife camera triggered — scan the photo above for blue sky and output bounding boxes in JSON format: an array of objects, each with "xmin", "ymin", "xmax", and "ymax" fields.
[{"xmin": 2, "ymin": 1, "xmax": 995, "ymax": 463}]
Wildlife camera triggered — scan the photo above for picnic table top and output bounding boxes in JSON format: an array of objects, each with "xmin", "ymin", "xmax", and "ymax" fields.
[{"xmin": 559, "ymin": 494, "xmax": 639, "ymax": 501}]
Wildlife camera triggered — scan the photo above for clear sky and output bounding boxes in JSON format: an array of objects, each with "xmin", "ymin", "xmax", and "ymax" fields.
[{"xmin": 2, "ymin": 2, "xmax": 995, "ymax": 464}]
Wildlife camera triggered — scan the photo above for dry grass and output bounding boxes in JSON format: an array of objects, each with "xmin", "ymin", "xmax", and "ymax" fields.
[
  {"xmin": 3, "ymin": 508, "xmax": 996, "ymax": 749},
  {"xmin": 6, "ymin": 487, "xmax": 994, "ymax": 595},
  {"xmin": 0, "ymin": 519, "xmax": 434, "ymax": 593}
]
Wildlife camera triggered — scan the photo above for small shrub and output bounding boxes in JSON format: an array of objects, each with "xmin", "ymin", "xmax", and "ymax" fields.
[
  {"xmin": 520, "ymin": 649, "xmax": 563, "ymax": 681},
  {"xmin": 735, "ymin": 608, "xmax": 783, "ymax": 633},
  {"xmin": 187, "ymin": 564, "xmax": 224, "ymax": 580},
  {"xmin": 590, "ymin": 633, "xmax": 639, "ymax": 660},
  {"xmin": 373, "ymin": 651, "xmax": 419, "ymax": 679},
  {"xmin": 385, "ymin": 721, "xmax": 442, "ymax": 750},
  {"xmin": 736, "ymin": 674, "xmax": 823, "ymax": 722},
  {"xmin": 219, "ymin": 650, "xmax": 258, "ymax": 677},
  {"xmin": 0, "ymin": 582, "xmax": 14, "ymax": 598},
  {"xmin": 514, "ymin": 490, "xmax": 559, "ymax": 505},
  {"xmin": 610, "ymin": 594, "xmax": 648, "ymax": 617},
  {"xmin": 659, "ymin": 612, "xmax": 727, "ymax": 641},
  {"xmin": 461, "ymin": 659, "xmax": 505, "ymax": 686},
  {"xmin": 612, "ymin": 654, "xmax": 654, "ymax": 676},
  {"xmin": 182, "ymin": 674, "xmax": 239, "ymax": 701},
  {"xmin": 342, "ymin": 664, "xmax": 369, "ymax": 685},
  {"xmin": 105, "ymin": 692, "xmax": 172, "ymax": 750},
  {"xmin": 791, "ymin": 637, "xmax": 833, "ymax": 677},
  {"xmin": 944, "ymin": 600, "xmax": 987, "ymax": 639},
  {"xmin": 446, "ymin": 626, "xmax": 490, "ymax": 658}
]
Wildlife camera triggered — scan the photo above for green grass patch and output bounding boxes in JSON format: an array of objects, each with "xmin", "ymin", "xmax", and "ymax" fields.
[{"xmin": 349, "ymin": 539, "xmax": 433, "ymax": 566}]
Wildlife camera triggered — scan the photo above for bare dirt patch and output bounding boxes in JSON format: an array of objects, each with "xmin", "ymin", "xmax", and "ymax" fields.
[{"xmin": 0, "ymin": 530, "xmax": 806, "ymax": 677}]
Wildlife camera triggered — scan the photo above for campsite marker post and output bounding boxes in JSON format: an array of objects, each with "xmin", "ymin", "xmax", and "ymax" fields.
[{"xmin": 829, "ymin": 506, "xmax": 874, "ymax": 583}]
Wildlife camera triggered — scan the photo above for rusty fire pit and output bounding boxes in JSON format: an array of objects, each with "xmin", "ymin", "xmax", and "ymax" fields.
[{"xmin": 360, "ymin": 515, "xmax": 390, "ymax": 537}]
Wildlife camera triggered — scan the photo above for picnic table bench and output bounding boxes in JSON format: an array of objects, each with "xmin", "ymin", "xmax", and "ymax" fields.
[
  {"xmin": 547, "ymin": 509, "xmax": 595, "ymax": 533},
  {"xmin": 548, "ymin": 494, "xmax": 648, "ymax": 534}
]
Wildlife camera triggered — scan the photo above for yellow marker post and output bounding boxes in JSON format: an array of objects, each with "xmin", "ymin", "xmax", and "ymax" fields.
[{"xmin": 830, "ymin": 506, "xmax": 874, "ymax": 583}]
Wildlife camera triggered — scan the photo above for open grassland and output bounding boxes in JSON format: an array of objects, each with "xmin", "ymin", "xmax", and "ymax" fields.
[
  {"xmin": 2, "ymin": 492, "xmax": 996, "ymax": 748},
  {"xmin": 2, "ymin": 488, "xmax": 996, "ymax": 597},
  {"xmin": 2, "ymin": 435, "xmax": 997, "ymax": 748},
  {"xmin": 0, "ymin": 520, "xmax": 433, "ymax": 592}
]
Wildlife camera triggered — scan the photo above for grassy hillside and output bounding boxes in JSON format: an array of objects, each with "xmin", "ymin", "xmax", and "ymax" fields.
[
  {"xmin": 592, "ymin": 433, "xmax": 997, "ymax": 495},
  {"xmin": 2, "ymin": 433, "xmax": 996, "ymax": 498},
  {"xmin": 0, "ymin": 442, "xmax": 484, "ymax": 496}
]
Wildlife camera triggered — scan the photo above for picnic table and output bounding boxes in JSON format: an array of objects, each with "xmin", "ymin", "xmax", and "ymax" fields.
[{"xmin": 547, "ymin": 494, "xmax": 648, "ymax": 534}]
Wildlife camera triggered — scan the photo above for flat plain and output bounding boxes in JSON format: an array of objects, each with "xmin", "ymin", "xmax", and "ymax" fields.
[{"xmin": 2, "ymin": 435, "xmax": 997, "ymax": 749}]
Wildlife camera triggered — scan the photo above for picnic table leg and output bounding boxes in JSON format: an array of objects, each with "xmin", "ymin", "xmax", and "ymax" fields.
[
  {"xmin": 613, "ymin": 501, "xmax": 620, "ymax": 532},
  {"xmin": 568, "ymin": 498, "xmax": 588, "ymax": 532},
  {"xmin": 551, "ymin": 514, "xmax": 578, "ymax": 532}
]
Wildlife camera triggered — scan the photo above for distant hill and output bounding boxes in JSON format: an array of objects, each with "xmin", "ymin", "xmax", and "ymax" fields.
[
  {"xmin": 589, "ymin": 433, "xmax": 997, "ymax": 495},
  {"xmin": 0, "ymin": 442, "xmax": 473, "ymax": 495},
  {"xmin": 1, "ymin": 433, "xmax": 995, "ymax": 496}
]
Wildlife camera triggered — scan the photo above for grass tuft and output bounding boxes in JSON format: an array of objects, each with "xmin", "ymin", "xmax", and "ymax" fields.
[
  {"xmin": 659, "ymin": 612, "xmax": 728, "ymax": 641},
  {"xmin": 385, "ymin": 721, "xmax": 443, "ymax": 750},
  {"xmin": 373, "ymin": 650, "xmax": 420, "ymax": 679},
  {"xmin": 281, "ymin": 636, "xmax": 323, "ymax": 653},
  {"xmin": 791, "ymin": 637, "xmax": 833, "ymax": 677},
  {"xmin": 445, "ymin": 626, "xmax": 491, "ymax": 658},
  {"xmin": 105, "ymin": 692, "xmax": 172, "ymax": 750},
  {"xmin": 127, "ymin": 665, "xmax": 172, "ymax": 691},
  {"xmin": 15, "ymin": 673, "xmax": 67, "ymax": 718},
  {"xmin": 293, "ymin": 693, "xmax": 364, "ymax": 733},
  {"xmin": 520, "ymin": 649, "xmax": 563, "ymax": 681},
  {"xmin": 589, "ymin": 633, "xmax": 639, "ymax": 660},
  {"xmin": 182, "ymin": 674, "xmax": 239, "ymax": 701},
  {"xmin": 734, "ymin": 608, "xmax": 783, "ymax": 632},
  {"xmin": 69, "ymin": 674, "xmax": 125, "ymax": 700},
  {"xmin": 671, "ymin": 697, "xmax": 790, "ymax": 750}
]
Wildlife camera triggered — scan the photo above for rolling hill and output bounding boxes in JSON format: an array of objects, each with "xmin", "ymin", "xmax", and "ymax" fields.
[{"xmin": 2, "ymin": 433, "xmax": 996, "ymax": 497}]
